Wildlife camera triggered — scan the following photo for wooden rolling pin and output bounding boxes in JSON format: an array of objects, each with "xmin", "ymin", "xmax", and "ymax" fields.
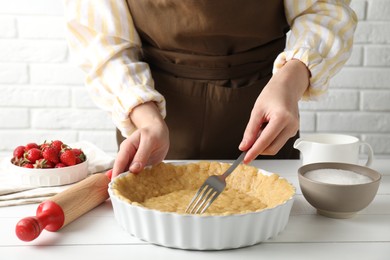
[{"xmin": 15, "ymin": 170, "xmax": 112, "ymax": 242}]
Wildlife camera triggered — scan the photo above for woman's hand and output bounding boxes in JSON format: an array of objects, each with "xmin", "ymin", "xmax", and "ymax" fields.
[
  {"xmin": 112, "ymin": 102, "xmax": 169, "ymax": 178},
  {"xmin": 239, "ymin": 59, "xmax": 310, "ymax": 163}
]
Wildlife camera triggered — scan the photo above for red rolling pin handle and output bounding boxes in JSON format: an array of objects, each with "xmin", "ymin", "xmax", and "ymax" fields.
[
  {"xmin": 15, "ymin": 201, "xmax": 65, "ymax": 242},
  {"xmin": 15, "ymin": 170, "xmax": 112, "ymax": 242}
]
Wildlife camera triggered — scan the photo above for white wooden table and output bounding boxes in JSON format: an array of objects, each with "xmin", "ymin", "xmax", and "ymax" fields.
[{"xmin": 1, "ymin": 159, "xmax": 389, "ymax": 260}]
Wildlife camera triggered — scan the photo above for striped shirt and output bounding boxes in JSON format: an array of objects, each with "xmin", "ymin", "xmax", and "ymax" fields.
[{"xmin": 63, "ymin": 0, "xmax": 357, "ymax": 138}]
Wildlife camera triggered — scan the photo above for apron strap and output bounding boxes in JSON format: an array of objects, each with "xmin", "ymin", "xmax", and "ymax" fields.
[
  {"xmin": 142, "ymin": 37, "xmax": 286, "ymax": 81},
  {"xmin": 147, "ymin": 59, "xmax": 272, "ymax": 80}
]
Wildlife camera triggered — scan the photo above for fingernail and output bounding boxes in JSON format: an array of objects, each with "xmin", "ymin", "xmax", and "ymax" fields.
[
  {"xmin": 106, "ymin": 169, "xmax": 113, "ymax": 180},
  {"xmin": 130, "ymin": 162, "xmax": 141, "ymax": 172},
  {"xmin": 239, "ymin": 140, "xmax": 246, "ymax": 149}
]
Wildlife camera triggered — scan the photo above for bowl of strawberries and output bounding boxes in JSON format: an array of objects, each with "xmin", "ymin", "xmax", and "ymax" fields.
[{"xmin": 9, "ymin": 140, "xmax": 88, "ymax": 186}]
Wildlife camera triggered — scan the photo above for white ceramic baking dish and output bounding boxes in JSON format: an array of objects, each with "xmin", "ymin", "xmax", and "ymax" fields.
[{"xmin": 108, "ymin": 163, "xmax": 295, "ymax": 250}]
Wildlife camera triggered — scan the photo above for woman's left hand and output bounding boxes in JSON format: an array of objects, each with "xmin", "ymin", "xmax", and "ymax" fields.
[{"xmin": 239, "ymin": 59, "xmax": 310, "ymax": 163}]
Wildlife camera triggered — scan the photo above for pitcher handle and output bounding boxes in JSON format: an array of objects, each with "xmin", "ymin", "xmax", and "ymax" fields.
[{"xmin": 359, "ymin": 142, "xmax": 374, "ymax": 167}]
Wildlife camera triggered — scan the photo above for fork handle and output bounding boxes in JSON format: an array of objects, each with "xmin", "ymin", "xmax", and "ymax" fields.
[{"xmin": 221, "ymin": 151, "xmax": 246, "ymax": 179}]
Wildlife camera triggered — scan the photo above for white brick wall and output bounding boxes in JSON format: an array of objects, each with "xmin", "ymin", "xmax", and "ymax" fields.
[
  {"xmin": 0, "ymin": 0, "xmax": 117, "ymax": 156},
  {"xmin": 298, "ymin": 0, "xmax": 390, "ymax": 159},
  {"xmin": 0, "ymin": 0, "xmax": 389, "ymax": 159}
]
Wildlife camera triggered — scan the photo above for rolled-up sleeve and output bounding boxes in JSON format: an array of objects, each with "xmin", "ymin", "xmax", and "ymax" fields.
[
  {"xmin": 63, "ymin": 0, "xmax": 166, "ymax": 137},
  {"xmin": 275, "ymin": 0, "xmax": 358, "ymax": 100}
]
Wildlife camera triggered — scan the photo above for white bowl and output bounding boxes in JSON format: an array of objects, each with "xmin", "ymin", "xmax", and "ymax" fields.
[
  {"xmin": 8, "ymin": 159, "xmax": 89, "ymax": 187},
  {"xmin": 108, "ymin": 162, "xmax": 295, "ymax": 250}
]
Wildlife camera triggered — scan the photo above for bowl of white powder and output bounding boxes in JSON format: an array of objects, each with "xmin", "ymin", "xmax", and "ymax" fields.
[{"xmin": 298, "ymin": 162, "xmax": 381, "ymax": 219}]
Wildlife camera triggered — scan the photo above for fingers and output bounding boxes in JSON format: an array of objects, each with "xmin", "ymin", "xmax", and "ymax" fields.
[
  {"xmin": 129, "ymin": 134, "xmax": 153, "ymax": 174},
  {"xmin": 243, "ymin": 119, "xmax": 282, "ymax": 163},
  {"xmin": 112, "ymin": 131, "xmax": 151, "ymax": 177},
  {"xmin": 112, "ymin": 126, "xmax": 169, "ymax": 178},
  {"xmin": 239, "ymin": 111, "xmax": 266, "ymax": 152},
  {"xmin": 112, "ymin": 136, "xmax": 138, "ymax": 178},
  {"xmin": 262, "ymin": 127, "xmax": 294, "ymax": 155},
  {"xmin": 242, "ymin": 116, "xmax": 299, "ymax": 163}
]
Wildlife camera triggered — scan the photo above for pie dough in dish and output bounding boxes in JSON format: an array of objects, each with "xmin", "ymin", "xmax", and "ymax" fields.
[{"xmin": 108, "ymin": 161, "xmax": 295, "ymax": 250}]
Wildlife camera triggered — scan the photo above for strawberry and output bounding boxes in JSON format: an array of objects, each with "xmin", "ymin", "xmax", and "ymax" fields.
[
  {"xmin": 12, "ymin": 140, "xmax": 87, "ymax": 169},
  {"xmin": 46, "ymin": 161, "xmax": 55, "ymax": 168},
  {"xmin": 55, "ymin": 163, "xmax": 66, "ymax": 168},
  {"xmin": 40, "ymin": 141, "xmax": 51, "ymax": 151},
  {"xmin": 34, "ymin": 159, "xmax": 52, "ymax": 169},
  {"xmin": 60, "ymin": 149, "xmax": 77, "ymax": 166},
  {"xmin": 24, "ymin": 148, "xmax": 42, "ymax": 164},
  {"xmin": 11, "ymin": 156, "xmax": 26, "ymax": 166},
  {"xmin": 71, "ymin": 148, "xmax": 82, "ymax": 157},
  {"xmin": 25, "ymin": 143, "xmax": 39, "ymax": 151},
  {"xmin": 23, "ymin": 163, "xmax": 34, "ymax": 168},
  {"xmin": 51, "ymin": 140, "xmax": 64, "ymax": 153},
  {"xmin": 75, "ymin": 157, "xmax": 82, "ymax": 164},
  {"xmin": 72, "ymin": 148, "xmax": 86, "ymax": 163},
  {"xmin": 13, "ymin": 146, "xmax": 26, "ymax": 159},
  {"xmin": 42, "ymin": 146, "xmax": 60, "ymax": 164}
]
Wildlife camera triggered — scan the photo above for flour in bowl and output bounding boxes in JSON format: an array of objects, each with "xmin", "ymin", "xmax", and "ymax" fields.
[{"xmin": 304, "ymin": 169, "xmax": 373, "ymax": 185}]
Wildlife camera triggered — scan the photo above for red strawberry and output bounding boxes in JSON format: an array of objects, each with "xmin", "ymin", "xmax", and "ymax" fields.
[
  {"xmin": 72, "ymin": 148, "xmax": 86, "ymax": 163},
  {"xmin": 46, "ymin": 161, "xmax": 55, "ymax": 168},
  {"xmin": 40, "ymin": 141, "xmax": 51, "ymax": 151},
  {"xmin": 55, "ymin": 163, "xmax": 66, "ymax": 168},
  {"xmin": 24, "ymin": 148, "xmax": 42, "ymax": 164},
  {"xmin": 25, "ymin": 143, "xmax": 39, "ymax": 151},
  {"xmin": 42, "ymin": 146, "xmax": 60, "ymax": 164},
  {"xmin": 23, "ymin": 163, "xmax": 34, "ymax": 168},
  {"xmin": 60, "ymin": 149, "xmax": 77, "ymax": 166},
  {"xmin": 34, "ymin": 159, "xmax": 52, "ymax": 169},
  {"xmin": 75, "ymin": 157, "xmax": 82, "ymax": 164},
  {"xmin": 13, "ymin": 146, "xmax": 26, "ymax": 159},
  {"xmin": 51, "ymin": 140, "xmax": 64, "ymax": 153},
  {"xmin": 71, "ymin": 148, "xmax": 82, "ymax": 156},
  {"xmin": 12, "ymin": 157, "xmax": 26, "ymax": 166}
]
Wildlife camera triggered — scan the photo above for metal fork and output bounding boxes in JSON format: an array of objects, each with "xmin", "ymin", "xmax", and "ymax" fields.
[{"xmin": 185, "ymin": 151, "xmax": 246, "ymax": 214}]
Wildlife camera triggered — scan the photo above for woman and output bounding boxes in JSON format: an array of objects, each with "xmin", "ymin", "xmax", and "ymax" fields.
[{"xmin": 63, "ymin": 0, "xmax": 357, "ymax": 178}]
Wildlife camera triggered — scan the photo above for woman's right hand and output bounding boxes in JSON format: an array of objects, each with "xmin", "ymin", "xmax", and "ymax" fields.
[{"xmin": 112, "ymin": 102, "xmax": 169, "ymax": 178}]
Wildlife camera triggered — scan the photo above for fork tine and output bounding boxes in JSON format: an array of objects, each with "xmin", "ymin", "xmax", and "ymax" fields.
[
  {"xmin": 185, "ymin": 183, "xmax": 208, "ymax": 214},
  {"xmin": 186, "ymin": 182, "xmax": 222, "ymax": 214},
  {"xmin": 196, "ymin": 190, "xmax": 221, "ymax": 214},
  {"xmin": 193, "ymin": 186, "xmax": 215, "ymax": 213},
  {"xmin": 185, "ymin": 152, "xmax": 246, "ymax": 214}
]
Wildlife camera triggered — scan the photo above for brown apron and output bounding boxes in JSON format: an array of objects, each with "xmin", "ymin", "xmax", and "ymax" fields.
[{"xmin": 117, "ymin": 0, "xmax": 300, "ymax": 160}]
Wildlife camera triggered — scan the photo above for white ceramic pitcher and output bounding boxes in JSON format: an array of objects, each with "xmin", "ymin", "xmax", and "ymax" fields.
[{"xmin": 293, "ymin": 133, "xmax": 374, "ymax": 166}]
